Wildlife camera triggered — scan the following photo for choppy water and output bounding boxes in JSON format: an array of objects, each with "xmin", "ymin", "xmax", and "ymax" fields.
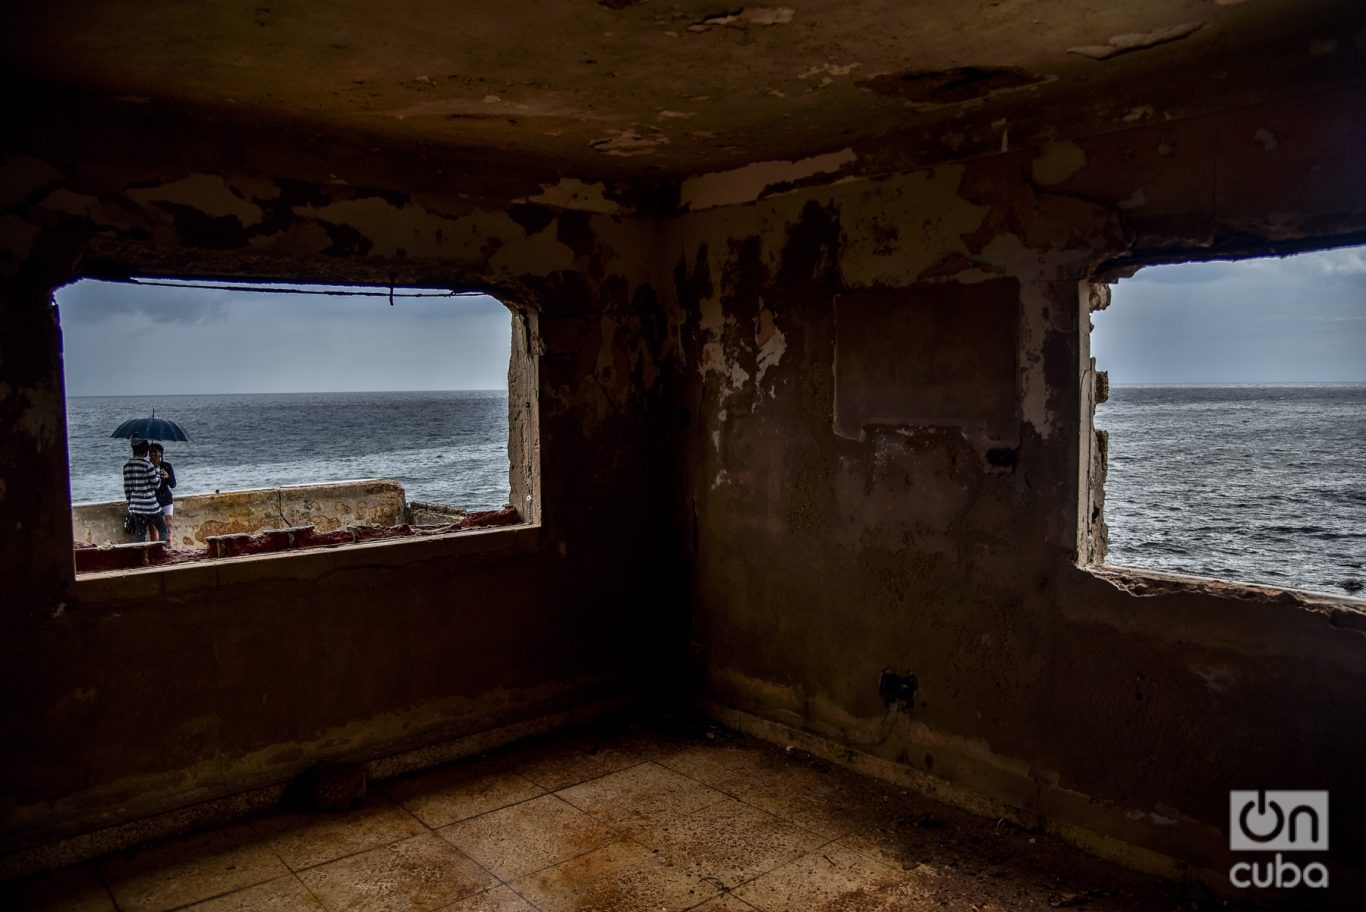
[
  {"xmin": 65, "ymin": 386, "xmax": 1366, "ymax": 597},
  {"xmin": 1096, "ymin": 384, "xmax": 1366, "ymax": 598},
  {"xmin": 66, "ymin": 391, "xmax": 510, "ymax": 511}
]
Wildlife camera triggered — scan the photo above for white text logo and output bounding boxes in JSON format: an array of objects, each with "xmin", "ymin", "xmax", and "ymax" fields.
[
  {"xmin": 1230, "ymin": 790, "xmax": 1328, "ymax": 851},
  {"xmin": 1228, "ymin": 791, "xmax": 1328, "ymax": 890}
]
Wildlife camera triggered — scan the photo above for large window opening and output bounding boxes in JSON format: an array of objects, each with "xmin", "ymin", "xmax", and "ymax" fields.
[
  {"xmin": 59, "ymin": 277, "xmax": 537, "ymax": 570},
  {"xmin": 1088, "ymin": 245, "xmax": 1366, "ymax": 599}
]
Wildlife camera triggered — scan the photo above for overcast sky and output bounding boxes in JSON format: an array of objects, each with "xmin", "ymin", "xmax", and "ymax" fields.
[
  {"xmin": 56, "ymin": 244, "xmax": 1366, "ymax": 395},
  {"xmin": 1093, "ymin": 244, "xmax": 1366, "ymax": 384},
  {"xmin": 57, "ymin": 280, "xmax": 513, "ymax": 396}
]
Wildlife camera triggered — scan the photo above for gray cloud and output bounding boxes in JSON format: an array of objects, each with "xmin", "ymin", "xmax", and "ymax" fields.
[
  {"xmin": 1093, "ymin": 245, "xmax": 1366, "ymax": 384},
  {"xmin": 1128, "ymin": 245, "xmax": 1366, "ymax": 288},
  {"xmin": 58, "ymin": 281, "xmax": 229, "ymax": 325},
  {"xmin": 59, "ymin": 279, "xmax": 512, "ymax": 396},
  {"xmin": 1127, "ymin": 262, "xmax": 1234, "ymax": 285}
]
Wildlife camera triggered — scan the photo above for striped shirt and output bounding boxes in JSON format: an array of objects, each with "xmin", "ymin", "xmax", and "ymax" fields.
[{"xmin": 123, "ymin": 457, "xmax": 162, "ymax": 514}]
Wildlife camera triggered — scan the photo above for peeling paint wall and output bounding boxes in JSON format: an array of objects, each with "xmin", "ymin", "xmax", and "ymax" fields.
[
  {"xmin": 4, "ymin": 69, "xmax": 1366, "ymax": 893},
  {"xmin": 0, "ymin": 154, "xmax": 686, "ymax": 860},
  {"xmin": 670, "ymin": 87, "xmax": 1366, "ymax": 885}
]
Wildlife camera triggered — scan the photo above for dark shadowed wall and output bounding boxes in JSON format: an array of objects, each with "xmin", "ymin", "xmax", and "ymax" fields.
[
  {"xmin": 671, "ymin": 87, "xmax": 1366, "ymax": 885},
  {"xmin": 0, "ymin": 158, "xmax": 686, "ymax": 861},
  {"xmin": 2, "ymin": 77, "xmax": 1365, "ymax": 899}
]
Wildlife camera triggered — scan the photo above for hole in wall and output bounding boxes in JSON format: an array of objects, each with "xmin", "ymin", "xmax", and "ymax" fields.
[
  {"xmin": 57, "ymin": 276, "xmax": 535, "ymax": 568},
  {"xmin": 1088, "ymin": 244, "xmax": 1366, "ymax": 598},
  {"xmin": 879, "ymin": 669, "xmax": 919, "ymax": 713}
]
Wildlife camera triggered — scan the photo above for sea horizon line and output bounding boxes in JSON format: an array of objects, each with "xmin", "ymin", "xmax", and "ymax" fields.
[{"xmin": 67, "ymin": 388, "xmax": 510, "ymax": 399}]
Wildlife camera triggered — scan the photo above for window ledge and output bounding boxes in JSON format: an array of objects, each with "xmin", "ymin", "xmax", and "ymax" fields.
[
  {"xmin": 1089, "ymin": 563, "xmax": 1366, "ymax": 617},
  {"xmin": 73, "ymin": 522, "xmax": 544, "ymax": 605}
]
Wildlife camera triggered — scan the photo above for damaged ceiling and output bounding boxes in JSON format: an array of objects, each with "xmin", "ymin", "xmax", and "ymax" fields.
[{"xmin": 4, "ymin": 0, "xmax": 1364, "ymax": 186}]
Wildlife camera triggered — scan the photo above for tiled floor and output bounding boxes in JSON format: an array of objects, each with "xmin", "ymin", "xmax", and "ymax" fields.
[{"xmin": 4, "ymin": 715, "xmax": 1187, "ymax": 911}]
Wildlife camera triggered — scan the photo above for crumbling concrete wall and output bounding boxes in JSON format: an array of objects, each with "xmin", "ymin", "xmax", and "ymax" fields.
[
  {"xmin": 4, "ymin": 68, "xmax": 1366, "ymax": 896},
  {"xmin": 672, "ymin": 86, "xmax": 1366, "ymax": 886},
  {"xmin": 0, "ymin": 154, "xmax": 684, "ymax": 864},
  {"xmin": 72, "ymin": 479, "xmax": 408, "ymax": 549}
]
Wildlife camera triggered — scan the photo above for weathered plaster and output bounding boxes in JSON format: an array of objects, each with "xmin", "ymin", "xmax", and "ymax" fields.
[
  {"xmin": 525, "ymin": 178, "xmax": 623, "ymax": 215},
  {"xmin": 673, "ymin": 87, "xmax": 1366, "ymax": 891},
  {"xmin": 0, "ymin": 148, "xmax": 687, "ymax": 867},
  {"xmin": 752, "ymin": 306, "xmax": 787, "ymax": 392},
  {"xmin": 4, "ymin": 12, "xmax": 1366, "ymax": 895},
  {"xmin": 128, "ymin": 174, "xmax": 266, "ymax": 227},
  {"xmin": 1030, "ymin": 142, "xmax": 1088, "ymax": 186},
  {"xmin": 1068, "ymin": 21, "xmax": 1205, "ymax": 60},
  {"xmin": 680, "ymin": 148, "xmax": 858, "ymax": 212},
  {"xmin": 837, "ymin": 166, "xmax": 989, "ymax": 287}
]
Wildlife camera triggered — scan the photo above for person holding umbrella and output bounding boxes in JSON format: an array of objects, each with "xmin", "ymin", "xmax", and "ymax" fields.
[
  {"xmin": 122, "ymin": 438, "xmax": 168, "ymax": 542},
  {"xmin": 148, "ymin": 442, "xmax": 177, "ymax": 545},
  {"xmin": 110, "ymin": 412, "xmax": 189, "ymax": 543}
]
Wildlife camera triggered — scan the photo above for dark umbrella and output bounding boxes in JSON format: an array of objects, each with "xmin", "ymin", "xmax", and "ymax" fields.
[{"xmin": 110, "ymin": 413, "xmax": 191, "ymax": 442}]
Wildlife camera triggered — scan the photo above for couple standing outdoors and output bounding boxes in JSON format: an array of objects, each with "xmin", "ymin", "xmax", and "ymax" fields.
[{"xmin": 123, "ymin": 439, "xmax": 177, "ymax": 544}]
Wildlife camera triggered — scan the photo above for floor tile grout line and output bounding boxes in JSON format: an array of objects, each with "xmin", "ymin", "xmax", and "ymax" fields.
[
  {"xmin": 434, "ymin": 794, "xmax": 627, "ymax": 883},
  {"xmin": 481, "ymin": 768, "xmax": 788, "ymax": 903},
  {"xmin": 501, "ymin": 842, "xmax": 618, "ymax": 912},
  {"xmin": 100, "ymin": 820, "xmax": 295, "ymax": 911},
  {"xmin": 516, "ymin": 742, "xmax": 830, "ymax": 884},
  {"xmin": 415, "ymin": 845, "xmax": 502, "ymax": 912},
  {"xmin": 458, "ymin": 841, "xmax": 527, "ymax": 911},
  {"xmin": 384, "ymin": 767, "xmax": 553, "ymax": 824},
  {"xmin": 8, "ymin": 723, "xmax": 1183, "ymax": 911},
  {"xmin": 723, "ymin": 836, "xmax": 930, "ymax": 911},
  {"xmin": 620, "ymin": 810, "xmax": 844, "ymax": 900},
  {"xmin": 633, "ymin": 777, "xmax": 834, "ymax": 846},
  {"xmin": 133, "ymin": 869, "xmax": 301, "ymax": 912},
  {"xmin": 514, "ymin": 754, "xmax": 652, "ymax": 792},
  {"xmin": 391, "ymin": 741, "xmax": 657, "ymax": 796},
  {"xmin": 589, "ymin": 751, "xmax": 907, "ymax": 898},
  {"xmin": 716, "ymin": 896, "xmax": 762, "ymax": 912},
  {"xmin": 828, "ymin": 830, "xmax": 927, "ymax": 876},
  {"xmin": 652, "ymin": 765, "xmax": 846, "ymax": 845},
  {"xmin": 659, "ymin": 740, "xmax": 895, "ymax": 842},
  {"xmin": 289, "ymin": 831, "xmax": 505, "ymax": 912},
  {"xmin": 242, "ymin": 760, "xmax": 665, "ymax": 880},
  {"xmin": 376, "ymin": 740, "xmax": 697, "ymax": 828},
  {"xmin": 399, "ymin": 781, "xmax": 549, "ymax": 831},
  {"xmin": 261, "ymin": 815, "xmax": 431, "ymax": 874},
  {"xmin": 99, "ymin": 809, "xmax": 902, "ymax": 912},
  {"xmin": 386, "ymin": 750, "xmax": 708, "ymax": 837},
  {"xmin": 495, "ymin": 834, "xmax": 633, "ymax": 887},
  {"xmin": 94, "ymin": 858, "xmax": 124, "ymax": 912},
  {"xmin": 549, "ymin": 767, "xmax": 733, "ymax": 836},
  {"xmin": 723, "ymin": 836, "xmax": 844, "ymax": 897},
  {"xmin": 256, "ymin": 823, "xmax": 292, "ymax": 870},
  {"xmin": 72, "ymin": 738, "xmax": 789, "ymax": 898},
  {"xmin": 491, "ymin": 786, "xmax": 795, "ymax": 901},
  {"xmin": 501, "ymin": 836, "xmax": 729, "ymax": 912},
  {"xmin": 100, "ymin": 740, "xmax": 825, "ymax": 911},
  {"xmin": 289, "ymin": 868, "xmax": 332, "ymax": 912}
]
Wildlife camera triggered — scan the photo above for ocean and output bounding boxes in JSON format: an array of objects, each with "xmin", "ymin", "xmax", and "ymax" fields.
[
  {"xmin": 66, "ymin": 390, "xmax": 510, "ymax": 512},
  {"xmin": 1097, "ymin": 384, "xmax": 1366, "ymax": 599},
  {"xmin": 66, "ymin": 386, "xmax": 1365, "ymax": 598}
]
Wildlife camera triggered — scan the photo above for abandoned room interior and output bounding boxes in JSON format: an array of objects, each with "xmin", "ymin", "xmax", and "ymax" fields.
[{"xmin": 2, "ymin": 1, "xmax": 1364, "ymax": 909}]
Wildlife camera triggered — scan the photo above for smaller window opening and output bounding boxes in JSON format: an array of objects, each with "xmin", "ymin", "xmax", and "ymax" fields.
[
  {"xmin": 1085, "ymin": 245, "xmax": 1366, "ymax": 599},
  {"xmin": 58, "ymin": 277, "xmax": 538, "ymax": 573}
]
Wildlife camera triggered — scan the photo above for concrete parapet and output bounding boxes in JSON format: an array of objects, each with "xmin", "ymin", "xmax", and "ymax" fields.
[
  {"xmin": 407, "ymin": 499, "xmax": 468, "ymax": 526},
  {"xmin": 72, "ymin": 479, "xmax": 407, "ymax": 551},
  {"xmin": 72, "ymin": 508, "xmax": 522, "ymax": 572}
]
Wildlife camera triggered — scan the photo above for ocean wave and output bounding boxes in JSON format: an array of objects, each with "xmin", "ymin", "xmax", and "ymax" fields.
[{"xmin": 1099, "ymin": 385, "xmax": 1366, "ymax": 596}]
